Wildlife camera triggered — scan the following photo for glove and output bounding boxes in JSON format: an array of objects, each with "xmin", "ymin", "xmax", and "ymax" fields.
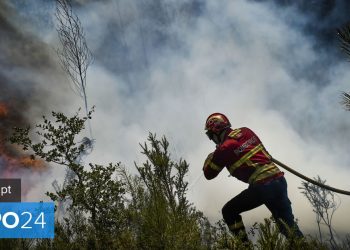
[{"xmin": 203, "ymin": 152, "xmax": 214, "ymax": 171}]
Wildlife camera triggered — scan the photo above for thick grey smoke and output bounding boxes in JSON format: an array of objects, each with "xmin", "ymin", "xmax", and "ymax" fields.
[
  {"xmin": 0, "ymin": 0, "xmax": 75, "ymax": 200},
  {"xmin": 1, "ymin": 0, "xmax": 350, "ymax": 236}
]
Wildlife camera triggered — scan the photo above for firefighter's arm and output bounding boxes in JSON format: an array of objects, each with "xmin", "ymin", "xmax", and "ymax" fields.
[{"xmin": 202, "ymin": 152, "xmax": 224, "ymax": 180}]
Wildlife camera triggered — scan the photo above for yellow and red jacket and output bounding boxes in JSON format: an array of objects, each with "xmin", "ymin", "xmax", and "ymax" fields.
[{"xmin": 203, "ymin": 127, "xmax": 283, "ymax": 184}]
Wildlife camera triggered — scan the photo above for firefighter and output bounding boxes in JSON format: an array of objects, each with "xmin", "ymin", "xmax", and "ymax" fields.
[{"xmin": 203, "ymin": 113, "xmax": 303, "ymax": 241}]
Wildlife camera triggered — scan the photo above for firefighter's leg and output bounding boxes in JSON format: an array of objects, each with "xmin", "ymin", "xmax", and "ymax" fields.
[
  {"xmin": 262, "ymin": 177, "xmax": 303, "ymax": 238},
  {"xmin": 222, "ymin": 187, "xmax": 263, "ymax": 241}
]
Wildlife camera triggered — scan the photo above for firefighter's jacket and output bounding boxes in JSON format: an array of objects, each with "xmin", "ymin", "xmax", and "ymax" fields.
[{"xmin": 203, "ymin": 127, "xmax": 282, "ymax": 184}]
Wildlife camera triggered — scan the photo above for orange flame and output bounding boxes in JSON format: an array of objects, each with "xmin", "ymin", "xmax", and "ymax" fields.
[
  {"xmin": 19, "ymin": 156, "xmax": 47, "ymax": 171},
  {"xmin": 0, "ymin": 102, "xmax": 8, "ymax": 117},
  {"xmin": 0, "ymin": 148, "xmax": 48, "ymax": 177}
]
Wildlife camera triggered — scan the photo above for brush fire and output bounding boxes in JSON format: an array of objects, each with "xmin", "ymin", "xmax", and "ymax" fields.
[{"xmin": 0, "ymin": 101, "xmax": 47, "ymax": 179}]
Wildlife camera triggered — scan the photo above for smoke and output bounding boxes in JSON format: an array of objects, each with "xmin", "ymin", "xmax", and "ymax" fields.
[
  {"xmin": 1, "ymin": 0, "xmax": 350, "ymax": 236},
  {"xmin": 0, "ymin": 0, "xmax": 75, "ymax": 200}
]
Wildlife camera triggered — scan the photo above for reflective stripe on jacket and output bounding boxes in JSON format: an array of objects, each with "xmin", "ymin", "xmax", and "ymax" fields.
[{"xmin": 203, "ymin": 127, "xmax": 282, "ymax": 184}]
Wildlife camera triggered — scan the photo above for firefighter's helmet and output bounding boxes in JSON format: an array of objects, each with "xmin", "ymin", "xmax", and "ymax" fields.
[{"xmin": 205, "ymin": 113, "xmax": 231, "ymax": 135}]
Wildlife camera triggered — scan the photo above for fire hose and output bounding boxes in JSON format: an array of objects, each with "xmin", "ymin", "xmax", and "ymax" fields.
[{"xmin": 271, "ymin": 157, "xmax": 350, "ymax": 196}]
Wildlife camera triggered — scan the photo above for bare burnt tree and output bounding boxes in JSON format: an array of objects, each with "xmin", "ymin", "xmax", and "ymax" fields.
[
  {"xmin": 337, "ymin": 25, "xmax": 350, "ymax": 111},
  {"xmin": 54, "ymin": 0, "xmax": 94, "ymax": 215},
  {"xmin": 55, "ymin": 0, "xmax": 93, "ymax": 136},
  {"xmin": 299, "ymin": 176, "xmax": 340, "ymax": 249},
  {"xmin": 340, "ymin": 91, "xmax": 350, "ymax": 111}
]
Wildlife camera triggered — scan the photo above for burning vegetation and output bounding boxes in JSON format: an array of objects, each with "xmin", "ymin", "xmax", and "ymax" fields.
[{"xmin": 0, "ymin": 100, "xmax": 47, "ymax": 178}]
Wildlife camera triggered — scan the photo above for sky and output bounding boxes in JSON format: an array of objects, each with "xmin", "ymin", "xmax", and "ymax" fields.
[{"xmin": 1, "ymin": 0, "xmax": 350, "ymax": 239}]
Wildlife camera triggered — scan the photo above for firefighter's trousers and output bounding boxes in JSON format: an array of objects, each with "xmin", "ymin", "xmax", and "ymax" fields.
[{"xmin": 222, "ymin": 176, "xmax": 303, "ymax": 239}]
